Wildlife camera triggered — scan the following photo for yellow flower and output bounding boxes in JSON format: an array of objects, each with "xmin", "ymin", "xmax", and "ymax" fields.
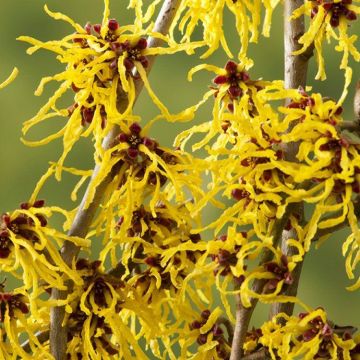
[
  {"xmin": 0, "ymin": 200, "xmax": 89, "ymax": 304},
  {"xmin": 64, "ymin": 258, "xmax": 174, "ymax": 359},
  {"xmin": 81, "ymin": 121, "xmax": 202, "ymax": 208},
  {"xmin": 179, "ymin": 73, "xmax": 360, "ymax": 291},
  {"xmin": 291, "ymin": 0, "xmax": 360, "ymax": 85},
  {"xmin": 259, "ymin": 308, "xmax": 357, "ymax": 360},
  {"xmin": 170, "ymin": 0, "xmax": 280, "ymax": 62},
  {"xmin": 176, "ymin": 60, "xmax": 290, "ymax": 152},
  {"xmin": 0, "ymin": 287, "xmax": 52, "ymax": 359},
  {"xmin": 18, "ymin": 1, "xmax": 201, "ymax": 181},
  {"xmin": 65, "ymin": 259, "xmax": 128, "ymax": 358},
  {"xmin": 178, "ymin": 307, "xmax": 231, "ymax": 359}
]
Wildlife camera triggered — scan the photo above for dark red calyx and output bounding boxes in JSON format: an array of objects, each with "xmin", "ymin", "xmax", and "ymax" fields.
[
  {"xmin": 138, "ymin": 56, "xmax": 149, "ymax": 68},
  {"xmin": 117, "ymin": 133, "xmax": 128, "ymax": 143},
  {"xmin": 73, "ymin": 36, "xmax": 84, "ymax": 44},
  {"xmin": 228, "ymin": 85, "xmax": 242, "ymax": 99},
  {"xmin": 241, "ymin": 71, "xmax": 250, "ymax": 82},
  {"xmin": 197, "ymin": 334, "xmax": 207, "ymax": 345},
  {"xmin": 127, "ymin": 148, "xmax": 139, "ymax": 159},
  {"xmin": 82, "ymin": 108, "xmax": 94, "ymax": 123},
  {"xmin": 190, "ymin": 320, "xmax": 202, "ymax": 330},
  {"xmin": 145, "ymin": 256, "xmax": 159, "ymax": 267},
  {"xmin": 71, "ymin": 83, "xmax": 80, "ymax": 92},
  {"xmin": 136, "ymin": 38, "xmax": 148, "ymax": 50},
  {"xmin": 330, "ymin": 15, "xmax": 340, "ymax": 27},
  {"xmin": 334, "ymin": 106, "xmax": 343, "ymax": 115},
  {"xmin": 108, "ymin": 19, "xmax": 119, "ymax": 31},
  {"xmin": 231, "ymin": 188, "xmax": 249, "ymax": 201},
  {"xmin": 142, "ymin": 137, "xmax": 155, "ymax": 149},
  {"xmin": 129, "ymin": 122, "xmax": 142, "ymax": 134},
  {"xmin": 201, "ymin": 309, "xmax": 211, "ymax": 320},
  {"xmin": 345, "ymin": 10, "xmax": 357, "ymax": 20},
  {"xmin": 227, "ymin": 103, "xmax": 234, "ymax": 113},
  {"xmin": 213, "ymin": 75, "xmax": 228, "ymax": 85},
  {"xmin": 303, "ymin": 328, "xmax": 318, "ymax": 341},
  {"xmin": 212, "ymin": 324, "xmax": 223, "ymax": 336},
  {"xmin": 33, "ymin": 200, "xmax": 45, "ymax": 208},
  {"xmin": 225, "ymin": 61, "xmax": 238, "ymax": 74},
  {"xmin": 189, "ymin": 233, "xmax": 201, "ymax": 243},
  {"xmin": 84, "ymin": 22, "xmax": 92, "ymax": 34},
  {"xmin": 93, "ymin": 24, "xmax": 102, "ymax": 33},
  {"xmin": 123, "ymin": 58, "xmax": 134, "ymax": 71}
]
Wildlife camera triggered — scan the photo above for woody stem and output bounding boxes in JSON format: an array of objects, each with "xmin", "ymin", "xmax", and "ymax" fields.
[
  {"xmin": 269, "ymin": 0, "xmax": 311, "ymax": 320},
  {"xmin": 49, "ymin": 1, "xmax": 182, "ymax": 359}
]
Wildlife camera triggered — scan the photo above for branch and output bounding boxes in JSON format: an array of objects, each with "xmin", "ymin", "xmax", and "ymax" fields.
[
  {"xmin": 49, "ymin": 1, "xmax": 182, "ymax": 359},
  {"xmin": 230, "ymin": 291, "xmax": 259, "ymax": 360},
  {"xmin": 229, "ymin": 202, "xmax": 297, "ymax": 360},
  {"xmin": 354, "ymin": 80, "xmax": 360, "ymax": 121},
  {"xmin": 230, "ymin": 263, "xmax": 271, "ymax": 360},
  {"xmin": 268, "ymin": 0, "xmax": 311, "ymax": 321},
  {"xmin": 242, "ymin": 348, "xmax": 270, "ymax": 360},
  {"xmin": 339, "ymin": 120, "xmax": 360, "ymax": 134},
  {"xmin": 218, "ymin": 316, "xmax": 234, "ymax": 343},
  {"xmin": 21, "ymin": 330, "xmax": 50, "ymax": 353}
]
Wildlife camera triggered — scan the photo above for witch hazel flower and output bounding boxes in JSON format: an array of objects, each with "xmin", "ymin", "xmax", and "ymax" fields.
[
  {"xmin": 17, "ymin": 1, "xmax": 201, "ymax": 183},
  {"xmin": 291, "ymin": 0, "xmax": 360, "ymax": 87}
]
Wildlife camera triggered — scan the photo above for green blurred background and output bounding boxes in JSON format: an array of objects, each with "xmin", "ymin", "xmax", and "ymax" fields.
[{"xmin": 0, "ymin": 0, "xmax": 359, "ymax": 333}]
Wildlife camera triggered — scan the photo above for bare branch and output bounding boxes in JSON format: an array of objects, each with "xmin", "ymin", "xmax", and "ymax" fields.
[
  {"xmin": 242, "ymin": 348, "xmax": 270, "ymax": 360},
  {"xmin": 354, "ymin": 80, "xmax": 360, "ymax": 121},
  {"xmin": 49, "ymin": 1, "xmax": 182, "ymax": 359},
  {"xmin": 229, "ymin": 202, "xmax": 297, "ymax": 359},
  {"xmin": 268, "ymin": 0, "xmax": 312, "ymax": 320},
  {"xmin": 21, "ymin": 330, "xmax": 50, "ymax": 353},
  {"xmin": 339, "ymin": 120, "xmax": 360, "ymax": 133},
  {"xmin": 218, "ymin": 316, "xmax": 234, "ymax": 343}
]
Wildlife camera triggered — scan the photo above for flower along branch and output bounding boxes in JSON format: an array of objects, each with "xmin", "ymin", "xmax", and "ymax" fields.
[{"xmin": 2, "ymin": 0, "xmax": 360, "ymax": 359}]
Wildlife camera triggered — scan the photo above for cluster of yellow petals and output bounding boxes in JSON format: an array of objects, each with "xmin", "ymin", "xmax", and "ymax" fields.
[
  {"xmin": 3, "ymin": 0, "xmax": 360, "ymax": 358},
  {"xmin": 0, "ymin": 290, "xmax": 52, "ymax": 359},
  {"xmin": 291, "ymin": 0, "xmax": 360, "ymax": 88},
  {"xmin": 0, "ymin": 203, "xmax": 89, "ymax": 318},
  {"xmin": 17, "ymin": 2, "xmax": 200, "ymax": 182},
  {"xmin": 175, "ymin": 61, "xmax": 360, "ymax": 299},
  {"xmin": 252, "ymin": 308, "xmax": 360, "ymax": 359},
  {"xmin": 170, "ymin": 0, "xmax": 281, "ymax": 64}
]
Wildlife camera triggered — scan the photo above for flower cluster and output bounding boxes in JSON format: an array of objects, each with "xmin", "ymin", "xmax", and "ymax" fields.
[
  {"xmin": 2, "ymin": 0, "xmax": 360, "ymax": 358},
  {"xmin": 180, "ymin": 308, "xmax": 231, "ymax": 359},
  {"xmin": 291, "ymin": 0, "xmax": 360, "ymax": 84},
  {"xmin": 65, "ymin": 259, "xmax": 126, "ymax": 358},
  {"xmin": 0, "ymin": 286, "xmax": 51, "ymax": 359},
  {"xmin": 0, "ymin": 201, "xmax": 89, "ymax": 301},
  {"xmin": 177, "ymin": 63, "xmax": 360, "ymax": 293},
  {"xmin": 257, "ymin": 308, "xmax": 360, "ymax": 359},
  {"xmin": 18, "ymin": 3, "xmax": 199, "ymax": 182},
  {"xmin": 170, "ymin": 0, "xmax": 281, "ymax": 62}
]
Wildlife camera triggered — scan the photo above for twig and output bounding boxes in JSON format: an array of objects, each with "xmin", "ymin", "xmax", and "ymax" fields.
[
  {"xmin": 49, "ymin": 1, "xmax": 182, "ymax": 359},
  {"xmin": 339, "ymin": 120, "xmax": 360, "ymax": 133},
  {"xmin": 268, "ymin": 0, "xmax": 311, "ymax": 320},
  {"xmin": 218, "ymin": 316, "xmax": 234, "ymax": 343},
  {"xmin": 242, "ymin": 348, "xmax": 270, "ymax": 360},
  {"xmin": 268, "ymin": 245, "xmax": 305, "ymax": 321},
  {"xmin": 229, "ymin": 204, "xmax": 296, "ymax": 360},
  {"xmin": 229, "ymin": 4, "xmax": 314, "ymax": 346},
  {"xmin": 21, "ymin": 330, "xmax": 50, "ymax": 353},
  {"xmin": 230, "ymin": 288, "xmax": 261, "ymax": 360},
  {"xmin": 354, "ymin": 80, "xmax": 360, "ymax": 121}
]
